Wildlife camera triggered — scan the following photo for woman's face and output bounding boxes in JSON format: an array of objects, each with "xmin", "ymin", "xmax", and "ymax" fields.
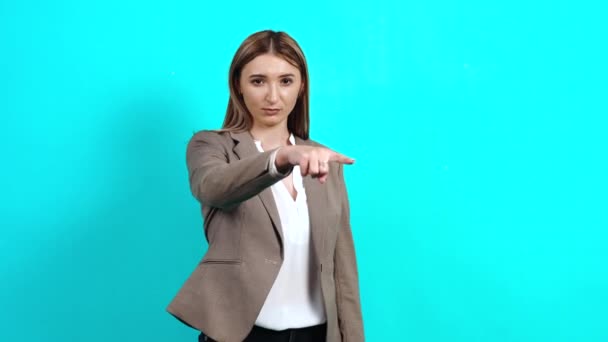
[{"xmin": 239, "ymin": 53, "xmax": 303, "ymax": 130}]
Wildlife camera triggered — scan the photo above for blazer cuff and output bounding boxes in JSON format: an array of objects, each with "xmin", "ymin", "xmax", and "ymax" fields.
[{"xmin": 268, "ymin": 148, "xmax": 292, "ymax": 178}]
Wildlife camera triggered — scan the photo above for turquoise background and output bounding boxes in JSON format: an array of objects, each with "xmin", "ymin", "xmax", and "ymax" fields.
[{"xmin": 1, "ymin": 1, "xmax": 607, "ymax": 341}]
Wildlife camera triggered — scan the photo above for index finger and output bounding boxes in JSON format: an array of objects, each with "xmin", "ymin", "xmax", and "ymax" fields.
[{"xmin": 329, "ymin": 151, "xmax": 355, "ymax": 165}]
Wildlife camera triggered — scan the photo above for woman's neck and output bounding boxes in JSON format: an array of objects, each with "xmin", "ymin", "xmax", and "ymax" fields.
[{"xmin": 250, "ymin": 125, "xmax": 291, "ymax": 150}]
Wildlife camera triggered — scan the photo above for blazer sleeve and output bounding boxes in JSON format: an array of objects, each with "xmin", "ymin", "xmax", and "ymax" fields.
[
  {"xmin": 186, "ymin": 130, "xmax": 289, "ymax": 209},
  {"xmin": 334, "ymin": 163, "xmax": 365, "ymax": 341}
]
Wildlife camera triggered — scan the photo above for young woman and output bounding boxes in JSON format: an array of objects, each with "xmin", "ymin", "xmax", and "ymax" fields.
[{"xmin": 167, "ymin": 30, "xmax": 364, "ymax": 342}]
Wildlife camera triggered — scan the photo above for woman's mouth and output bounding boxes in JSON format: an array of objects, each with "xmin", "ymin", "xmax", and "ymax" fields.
[{"xmin": 262, "ymin": 108, "xmax": 280, "ymax": 114}]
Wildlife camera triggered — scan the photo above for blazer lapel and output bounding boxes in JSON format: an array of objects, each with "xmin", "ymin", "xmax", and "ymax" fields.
[
  {"xmin": 229, "ymin": 131, "xmax": 285, "ymax": 251},
  {"xmin": 228, "ymin": 131, "xmax": 328, "ymax": 264},
  {"xmin": 296, "ymin": 136, "xmax": 329, "ymax": 265}
]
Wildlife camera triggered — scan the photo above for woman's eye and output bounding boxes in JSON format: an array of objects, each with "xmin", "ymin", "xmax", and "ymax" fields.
[
  {"xmin": 282, "ymin": 78, "xmax": 293, "ymax": 85},
  {"xmin": 251, "ymin": 79, "xmax": 263, "ymax": 85}
]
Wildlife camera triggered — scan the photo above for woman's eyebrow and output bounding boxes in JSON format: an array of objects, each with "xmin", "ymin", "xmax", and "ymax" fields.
[{"xmin": 249, "ymin": 73, "xmax": 295, "ymax": 78}]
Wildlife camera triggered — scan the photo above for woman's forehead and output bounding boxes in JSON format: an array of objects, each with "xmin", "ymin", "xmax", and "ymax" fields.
[{"xmin": 242, "ymin": 54, "xmax": 300, "ymax": 76}]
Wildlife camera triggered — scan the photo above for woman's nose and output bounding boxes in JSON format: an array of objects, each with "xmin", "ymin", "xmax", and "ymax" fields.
[{"xmin": 265, "ymin": 84, "xmax": 279, "ymax": 102}]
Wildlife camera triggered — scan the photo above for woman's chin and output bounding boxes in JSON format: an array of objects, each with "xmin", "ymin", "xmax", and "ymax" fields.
[{"xmin": 258, "ymin": 116, "xmax": 286, "ymax": 127}]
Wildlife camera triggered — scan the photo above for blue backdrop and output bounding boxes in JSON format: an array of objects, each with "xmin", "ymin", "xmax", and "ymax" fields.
[{"xmin": 1, "ymin": 1, "xmax": 607, "ymax": 341}]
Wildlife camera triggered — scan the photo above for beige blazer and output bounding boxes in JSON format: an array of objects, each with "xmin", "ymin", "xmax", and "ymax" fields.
[{"xmin": 166, "ymin": 130, "xmax": 364, "ymax": 342}]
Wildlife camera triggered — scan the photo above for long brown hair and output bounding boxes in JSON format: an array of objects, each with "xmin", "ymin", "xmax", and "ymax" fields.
[{"xmin": 219, "ymin": 30, "xmax": 310, "ymax": 140}]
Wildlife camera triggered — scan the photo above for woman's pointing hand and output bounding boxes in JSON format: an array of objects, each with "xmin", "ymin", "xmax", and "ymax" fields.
[{"xmin": 275, "ymin": 145, "xmax": 355, "ymax": 184}]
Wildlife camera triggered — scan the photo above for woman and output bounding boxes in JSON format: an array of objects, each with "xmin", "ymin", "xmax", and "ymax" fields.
[{"xmin": 167, "ymin": 30, "xmax": 364, "ymax": 342}]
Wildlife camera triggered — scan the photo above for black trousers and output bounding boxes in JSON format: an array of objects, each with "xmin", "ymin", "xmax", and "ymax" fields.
[{"xmin": 199, "ymin": 323, "xmax": 327, "ymax": 342}]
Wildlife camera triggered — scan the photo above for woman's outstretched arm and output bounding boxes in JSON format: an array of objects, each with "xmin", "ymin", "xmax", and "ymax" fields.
[{"xmin": 186, "ymin": 130, "xmax": 286, "ymax": 209}]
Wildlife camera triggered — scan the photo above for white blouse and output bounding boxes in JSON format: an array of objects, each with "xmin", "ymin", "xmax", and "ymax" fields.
[{"xmin": 253, "ymin": 133, "xmax": 326, "ymax": 330}]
